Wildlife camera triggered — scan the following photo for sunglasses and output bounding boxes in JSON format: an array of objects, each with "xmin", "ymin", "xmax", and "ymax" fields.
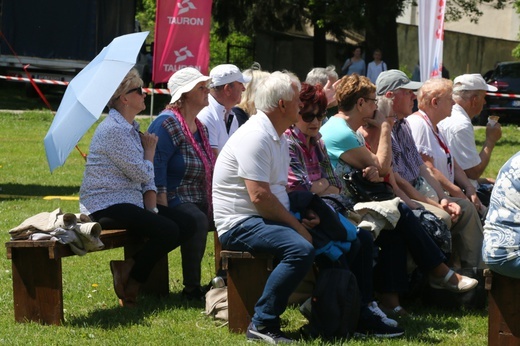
[
  {"xmin": 300, "ymin": 111, "xmax": 327, "ymax": 123},
  {"xmin": 126, "ymin": 86, "xmax": 144, "ymax": 95}
]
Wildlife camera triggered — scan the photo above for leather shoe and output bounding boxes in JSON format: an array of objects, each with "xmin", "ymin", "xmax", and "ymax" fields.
[
  {"xmin": 429, "ymin": 269, "xmax": 478, "ymax": 293},
  {"xmin": 110, "ymin": 260, "xmax": 126, "ymax": 300}
]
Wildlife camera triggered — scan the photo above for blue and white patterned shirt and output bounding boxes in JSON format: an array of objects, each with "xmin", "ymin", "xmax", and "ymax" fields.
[
  {"xmin": 483, "ymin": 151, "xmax": 520, "ymax": 265},
  {"xmin": 79, "ymin": 109, "xmax": 156, "ymax": 214}
]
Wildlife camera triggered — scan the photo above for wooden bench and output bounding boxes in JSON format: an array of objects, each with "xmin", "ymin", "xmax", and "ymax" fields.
[
  {"xmin": 220, "ymin": 250, "xmax": 274, "ymax": 333},
  {"xmin": 484, "ymin": 269, "xmax": 520, "ymax": 345},
  {"xmin": 5, "ymin": 229, "xmax": 169, "ymax": 325}
]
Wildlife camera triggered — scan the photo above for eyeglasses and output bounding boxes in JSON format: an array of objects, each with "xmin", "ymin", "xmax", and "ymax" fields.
[
  {"xmin": 363, "ymin": 97, "xmax": 378, "ymax": 105},
  {"xmin": 300, "ymin": 111, "xmax": 327, "ymax": 123},
  {"xmin": 126, "ymin": 86, "xmax": 144, "ymax": 95}
]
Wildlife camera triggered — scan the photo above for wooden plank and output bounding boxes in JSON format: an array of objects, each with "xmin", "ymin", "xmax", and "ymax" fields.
[
  {"xmin": 11, "ymin": 247, "xmax": 63, "ymax": 325},
  {"xmin": 487, "ymin": 271, "xmax": 520, "ymax": 346},
  {"xmin": 222, "ymin": 252, "xmax": 274, "ymax": 333}
]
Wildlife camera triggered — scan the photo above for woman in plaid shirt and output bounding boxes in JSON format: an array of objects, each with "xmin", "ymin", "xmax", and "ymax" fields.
[{"xmin": 148, "ymin": 68, "xmax": 216, "ymax": 301}]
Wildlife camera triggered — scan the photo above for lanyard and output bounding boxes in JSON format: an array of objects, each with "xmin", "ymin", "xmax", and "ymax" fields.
[{"xmin": 415, "ymin": 111, "xmax": 453, "ymax": 175}]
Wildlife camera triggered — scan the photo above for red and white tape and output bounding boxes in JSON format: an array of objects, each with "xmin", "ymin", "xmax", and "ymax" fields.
[
  {"xmin": 1, "ymin": 75, "xmax": 170, "ymax": 94},
  {"xmin": 486, "ymin": 91, "xmax": 520, "ymax": 99}
]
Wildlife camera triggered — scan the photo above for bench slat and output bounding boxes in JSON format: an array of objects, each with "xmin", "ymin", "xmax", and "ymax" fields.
[{"xmin": 5, "ymin": 229, "xmax": 129, "ymax": 260}]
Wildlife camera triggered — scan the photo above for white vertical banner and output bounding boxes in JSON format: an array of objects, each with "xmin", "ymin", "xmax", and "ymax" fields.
[{"xmin": 418, "ymin": 0, "xmax": 446, "ymax": 82}]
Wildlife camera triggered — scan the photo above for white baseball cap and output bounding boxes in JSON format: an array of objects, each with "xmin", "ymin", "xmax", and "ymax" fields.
[
  {"xmin": 209, "ymin": 64, "xmax": 252, "ymax": 87},
  {"xmin": 453, "ymin": 73, "xmax": 497, "ymax": 92},
  {"xmin": 168, "ymin": 67, "xmax": 211, "ymax": 104}
]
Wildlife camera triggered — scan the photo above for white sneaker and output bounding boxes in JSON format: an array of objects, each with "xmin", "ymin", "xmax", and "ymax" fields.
[{"xmin": 367, "ymin": 301, "xmax": 399, "ymax": 327}]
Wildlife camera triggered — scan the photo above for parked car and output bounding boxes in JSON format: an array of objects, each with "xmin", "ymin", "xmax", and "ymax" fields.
[{"xmin": 478, "ymin": 61, "xmax": 520, "ymax": 125}]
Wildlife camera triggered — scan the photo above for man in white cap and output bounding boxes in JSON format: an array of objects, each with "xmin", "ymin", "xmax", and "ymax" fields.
[
  {"xmin": 197, "ymin": 64, "xmax": 251, "ymax": 156},
  {"xmin": 438, "ymin": 74, "xmax": 502, "ymax": 206}
]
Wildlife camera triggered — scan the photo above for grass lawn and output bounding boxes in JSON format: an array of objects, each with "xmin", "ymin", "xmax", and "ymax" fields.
[{"xmin": 0, "ymin": 109, "xmax": 518, "ymax": 345}]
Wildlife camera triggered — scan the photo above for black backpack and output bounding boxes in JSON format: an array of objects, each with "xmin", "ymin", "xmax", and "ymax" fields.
[{"xmin": 306, "ymin": 268, "xmax": 360, "ymax": 340}]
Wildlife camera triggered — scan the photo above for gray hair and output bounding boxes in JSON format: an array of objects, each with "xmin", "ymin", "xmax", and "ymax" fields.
[
  {"xmin": 453, "ymin": 87, "xmax": 481, "ymax": 102},
  {"xmin": 376, "ymin": 95, "xmax": 394, "ymax": 118},
  {"xmin": 255, "ymin": 71, "xmax": 301, "ymax": 113},
  {"xmin": 305, "ymin": 65, "xmax": 339, "ymax": 86}
]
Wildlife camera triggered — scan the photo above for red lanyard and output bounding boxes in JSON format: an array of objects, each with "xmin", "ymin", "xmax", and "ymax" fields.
[{"xmin": 415, "ymin": 111, "xmax": 453, "ymax": 175}]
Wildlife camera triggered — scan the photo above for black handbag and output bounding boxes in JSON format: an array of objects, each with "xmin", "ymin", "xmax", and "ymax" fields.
[
  {"xmin": 342, "ymin": 169, "xmax": 396, "ymax": 202},
  {"xmin": 412, "ymin": 209, "xmax": 452, "ymax": 257}
]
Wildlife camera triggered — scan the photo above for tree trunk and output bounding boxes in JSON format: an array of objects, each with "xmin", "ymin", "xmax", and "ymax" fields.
[
  {"xmin": 365, "ymin": 0, "xmax": 400, "ymax": 70},
  {"xmin": 313, "ymin": 24, "xmax": 327, "ymax": 67}
]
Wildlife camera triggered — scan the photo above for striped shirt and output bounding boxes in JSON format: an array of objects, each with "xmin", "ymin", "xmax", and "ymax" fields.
[{"xmin": 391, "ymin": 118, "xmax": 424, "ymax": 184}]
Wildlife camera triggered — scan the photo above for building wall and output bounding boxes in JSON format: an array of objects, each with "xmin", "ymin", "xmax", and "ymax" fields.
[{"xmin": 397, "ymin": 24, "xmax": 519, "ymax": 79}]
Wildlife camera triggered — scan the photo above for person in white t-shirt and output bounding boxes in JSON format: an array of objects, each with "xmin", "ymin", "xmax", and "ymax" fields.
[
  {"xmin": 438, "ymin": 73, "xmax": 502, "ymax": 206},
  {"xmin": 366, "ymin": 48, "xmax": 387, "ymax": 84}
]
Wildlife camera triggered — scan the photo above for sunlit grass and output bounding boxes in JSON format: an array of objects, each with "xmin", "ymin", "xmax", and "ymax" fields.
[{"xmin": 0, "ymin": 111, "xmax": 518, "ymax": 344}]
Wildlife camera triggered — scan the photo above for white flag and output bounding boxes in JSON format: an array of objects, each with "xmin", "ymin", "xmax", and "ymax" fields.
[{"xmin": 418, "ymin": 0, "xmax": 446, "ymax": 81}]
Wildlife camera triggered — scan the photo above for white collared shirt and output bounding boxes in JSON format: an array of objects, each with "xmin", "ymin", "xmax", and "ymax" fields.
[
  {"xmin": 197, "ymin": 94, "xmax": 239, "ymax": 151},
  {"xmin": 212, "ymin": 111, "xmax": 290, "ymax": 236}
]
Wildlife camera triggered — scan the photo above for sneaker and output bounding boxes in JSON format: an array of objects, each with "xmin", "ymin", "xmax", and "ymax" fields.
[
  {"xmin": 355, "ymin": 306, "xmax": 405, "ymax": 338},
  {"xmin": 299, "ymin": 297, "xmax": 312, "ymax": 320},
  {"xmin": 246, "ymin": 322, "xmax": 294, "ymax": 344},
  {"xmin": 367, "ymin": 301, "xmax": 398, "ymax": 327}
]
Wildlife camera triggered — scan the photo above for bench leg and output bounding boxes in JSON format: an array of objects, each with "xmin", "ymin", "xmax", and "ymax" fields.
[
  {"xmin": 227, "ymin": 257, "xmax": 271, "ymax": 333},
  {"xmin": 124, "ymin": 243, "xmax": 169, "ymax": 296},
  {"xmin": 10, "ymin": 247, "xmax": 63, "ymax": 325},
  {"xmin": 488, "ymin": 272, "xmax": 520, "ymax": 345}
]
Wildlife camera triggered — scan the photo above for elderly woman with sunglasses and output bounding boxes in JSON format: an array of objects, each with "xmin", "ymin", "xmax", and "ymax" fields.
[
  {"xmin": 79, "ymin": 68, "xmax": 194, "ymax": 307},
  {"xmin": 284, "ymin": 83, "xmax": 342, "ymax": 195},
  {"xmin": 148, "ymin": 67, "xmax": 215, "ymax": 301}
]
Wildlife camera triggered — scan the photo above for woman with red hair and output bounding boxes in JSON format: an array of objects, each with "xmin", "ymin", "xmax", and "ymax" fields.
[{"xmin": 284, "ymin": 83, "xmax": 405, "ymax": 338}]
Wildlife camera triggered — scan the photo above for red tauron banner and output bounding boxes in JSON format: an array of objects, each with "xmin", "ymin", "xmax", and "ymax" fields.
[{"xmin": 153, "ymin": 0, "xmax": 212, "ymax": 84}]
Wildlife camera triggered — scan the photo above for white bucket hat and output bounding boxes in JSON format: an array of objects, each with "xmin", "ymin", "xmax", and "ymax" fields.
[{"xmin": 168, "ymin": 67, "xmax": 211, "ymax": 104}]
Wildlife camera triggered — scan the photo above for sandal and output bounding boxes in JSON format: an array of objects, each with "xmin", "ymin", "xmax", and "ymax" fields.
[{"xmin": 429, "ymin": 269, "xmax": 478, "ymax": 293}]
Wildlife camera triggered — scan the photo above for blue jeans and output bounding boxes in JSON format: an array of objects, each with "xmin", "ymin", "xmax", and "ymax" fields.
[{"xmin": 219, "ymin": 216, "xmax": 315, "ymax": 328}]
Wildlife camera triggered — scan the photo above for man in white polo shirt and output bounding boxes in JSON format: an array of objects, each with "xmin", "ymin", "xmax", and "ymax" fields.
[
  {"xmin": 197, "ymin": 64, "xmax": 251, "ymax": 157},
  {"xmin": 212, "ymin": 71, "xmax": 314, "ymax": 344},
  {"xmin": 438, "ymin": 73, "xmax": 502, "ymax": 206}
]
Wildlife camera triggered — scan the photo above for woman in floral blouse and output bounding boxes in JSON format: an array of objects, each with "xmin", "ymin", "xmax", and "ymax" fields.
[
  {"xmin": 483, "ymin": 151, "xmax": 520, "ymax": 278},
  {"xmin": 80, "ymin": 69, "xmax": 194, "ymax": 307}
]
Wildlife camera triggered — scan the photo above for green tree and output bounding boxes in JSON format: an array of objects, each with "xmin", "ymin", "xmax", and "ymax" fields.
[{"xmin": 135, "ymin": 1, "xmax": 508, "ymax": 70}]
